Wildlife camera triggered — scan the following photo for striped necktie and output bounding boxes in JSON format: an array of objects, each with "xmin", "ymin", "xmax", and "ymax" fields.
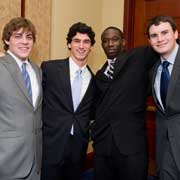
[
  {"xmin": 21, "ymin": 63, "xmax": 32, "ymax": 101},
  {"xmin": 105, "ymin": 59, "xmax": 116, "ymax": 79}
]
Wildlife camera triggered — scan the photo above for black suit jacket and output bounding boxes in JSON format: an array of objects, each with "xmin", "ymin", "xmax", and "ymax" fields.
[
  {"xmin": 91, "ymin": 46, "xmax": 158, "ymax": 156},
  {"xmin": 41, "ymin": 58, "xmax": 95, "ymax": 164}
]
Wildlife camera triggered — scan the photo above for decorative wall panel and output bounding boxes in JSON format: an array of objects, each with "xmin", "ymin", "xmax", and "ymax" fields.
[
  {"xmin": 0, "ymin": 1, "xmax": 21, "ymax": 52},
  {"xmin": 25, "ymin": 0, "xmax": 51, "ymax": 65}
]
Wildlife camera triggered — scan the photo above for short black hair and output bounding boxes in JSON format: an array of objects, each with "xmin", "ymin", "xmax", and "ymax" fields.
[
  {"xmin": 146, "ymin": 15, "xmax": 177, "ymax": 38},
  {"xmin": 66, "ymin": 22, "xmax": 95, "ymax": 46},
  {"xmin": 101, "ymin": 26, "xmax": 124, "ymax": 40}
]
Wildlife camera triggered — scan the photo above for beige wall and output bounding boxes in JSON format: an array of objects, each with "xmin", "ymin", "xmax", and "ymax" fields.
[
  {"xmin": 25, "ymin": 0, "xmax": 51, "ymax": 66},
  {"xmin": 0, "ymin": 1, "xmax": 21, "ymax": 52},
  {"xmin": 51, "ymin": 0, "xmax": 124, "ymax": 73},
  {"xmin": 0, "ymin": 1, "xmax": 124, "ymax": 72}
]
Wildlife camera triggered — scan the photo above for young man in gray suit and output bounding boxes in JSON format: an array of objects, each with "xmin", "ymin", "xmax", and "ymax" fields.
[
  {"xmin": 0, "ymin": 17, "xmax": 42, "ymax": 180},
  {"xmin": 147, "ymin": 15, "xmax": 180, "ymax": 180}
]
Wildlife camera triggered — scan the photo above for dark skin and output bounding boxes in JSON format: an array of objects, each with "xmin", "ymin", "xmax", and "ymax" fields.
[{"xmin": 101, "ymin": 28, "xmax": 125, "ymax": 59}]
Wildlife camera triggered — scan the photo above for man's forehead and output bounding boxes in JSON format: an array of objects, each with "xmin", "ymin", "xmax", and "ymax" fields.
[
  {"xmin": 73, "ymin": 32, "xmax": 90, "ymax": 39},
  {"xmin": 150, "ymin": 22, "xmax": 172, "ymax": 30},
  {"xmin": 13, "ymin": 28, "xmax": 32, "ymax": 34}
]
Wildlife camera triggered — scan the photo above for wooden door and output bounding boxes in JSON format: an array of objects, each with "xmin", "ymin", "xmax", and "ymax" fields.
[{"xmin": 124, "ymin": 0, "xmax": 180, "ymax": 49}]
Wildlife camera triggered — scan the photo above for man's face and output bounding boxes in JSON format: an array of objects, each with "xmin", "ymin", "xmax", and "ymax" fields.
[
  {"xmin": 68, "ymin": 32, "xmax": 92, "ymax": 67},
  {"xmin": 101, "ymin": 29, "xmax": 125, "ymax": 59},
  {"xmin": 5, "ymin": 28, "xmax": 34, "ymax": 61},
  {"xmin": 148, "ymin": 22, "xmax": 178, "ymax": 59}
]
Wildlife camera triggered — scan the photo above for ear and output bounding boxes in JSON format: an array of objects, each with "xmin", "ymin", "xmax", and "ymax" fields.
[
  {"xmin": 175, "ymin": 30, "xmax": 178, "ymax": 39},
  {"xmin": 4, "ymin": 40, "xmax": 10, "ymax": 45},
  {"xmin": 122, "ymin": 39, "xmax": 126, "ymax": 48},
  {"xmin": 148, "ymin": 38, "xmax": 151, "ymax": 45},
  {"xmin": 67, "ymin": 43, "xmax": 71, "ymax": 49}
]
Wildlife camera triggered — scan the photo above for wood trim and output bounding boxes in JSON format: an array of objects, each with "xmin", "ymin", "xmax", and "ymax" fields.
[
  {"xmin": 123, "ymin": 0, "xmax": 135, "ymax": 50},
  {"xmin": 21, "ymin": 0, "xmax": 25, "ymax": 17}
]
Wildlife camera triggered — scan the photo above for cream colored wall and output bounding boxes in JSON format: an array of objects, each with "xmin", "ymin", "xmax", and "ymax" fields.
[
  {"xmin": 25, "ymin": 0, "xmax": 51, "ymax": 66},
  {"xmin": 51, "ymin": 0, "xmax": 124, "ymax": 73},
  {"xmin": 0, "ymin": 1, "xmax": 21, "ymax": 52}
]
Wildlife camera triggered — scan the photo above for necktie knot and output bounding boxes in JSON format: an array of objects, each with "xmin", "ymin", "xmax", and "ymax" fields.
[
  {"xmin": 22, "ymin": 62, "xmax": 27, "ymax": 71},
  {"xmin": 76, "ymin": 69, "xmax": 82, "ymax": 76},
  {"xmin": 162, "ymin": 61, "xmax": 170, "ymax": 69}
]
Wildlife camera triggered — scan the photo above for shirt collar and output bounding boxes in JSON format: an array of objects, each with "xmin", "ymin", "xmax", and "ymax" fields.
[
  {"xmin": 160, "ymin": 43, "xmax": 179, "ymax": 65},
  {"xmin": 7, "ymin": 50, "xmax": 29, "ymax": 69},
  {"xmin": 69, "ymin": 56, "xmax": 87, "ymax": 75},
  {"xmin": 107, "ymin": 57, "xmax": 116, "ymax": 65}
]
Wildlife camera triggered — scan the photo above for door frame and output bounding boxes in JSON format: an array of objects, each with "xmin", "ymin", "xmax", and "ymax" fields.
[{"xmin": 123, "ymin": 0, "xmax": 135, "ymax": 50}]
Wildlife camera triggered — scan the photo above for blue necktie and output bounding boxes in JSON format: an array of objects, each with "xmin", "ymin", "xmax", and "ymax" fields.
[
  {"xmin": 72, "ymin": 69, "xmax": 82, "ymax": 111},
  {"xmin": 21, "ymin": 63, "xmax": 32, "ymax": 101},
  {"xmin": 160, "ymin": 61, "xmax": 170, "ymax": 108}
]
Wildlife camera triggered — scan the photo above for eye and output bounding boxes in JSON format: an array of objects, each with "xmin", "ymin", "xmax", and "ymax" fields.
[
  {"xmin": 161, "ymin": 30, "xmax": 168, "ymax": 35},
  {"xmin": 26, "ymin": 35, "xmax": 33, "ymax": 40},
  {"xmin": 83, "ymin": 39, "xmax": 91, "ymax": 44},
  {"xmin": 149, "ymin": 34, "xmax": 157, "ymax": 38},
  {"xmin": 72, "ymin": 39, "xmax": 81, "ymax": 43},
  {"xmin": 14, "ymin": 34, "xmax": 22, "ymax": 39}
]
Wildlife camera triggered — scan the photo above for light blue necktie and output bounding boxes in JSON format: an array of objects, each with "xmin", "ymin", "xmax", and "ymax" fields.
[
  {"xmin": 21, "ymin": 63, "xmax": 32, "ymax": 101},
  {"xmin": 160, "ymin": 61, "xmax": 170, "ymax": 108},
  {"xmin": 72, "ymin": 69, "xmax": 82, "ymax": 111}
]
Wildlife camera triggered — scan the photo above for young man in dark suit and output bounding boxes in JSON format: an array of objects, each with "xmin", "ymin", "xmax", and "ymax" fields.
[
  {"xmin": 41, "ymin": 22, "xmax": 96, "ymax": 180},
  {"xmin": 147, "ymin": 15, "xmax": 180, "ymax": 180},
  {"xmin": 91, "ymin": 26, "xmax": 158, "ymax": 180}
]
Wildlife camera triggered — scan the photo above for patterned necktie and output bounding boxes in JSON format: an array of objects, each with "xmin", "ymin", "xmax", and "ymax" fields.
[
  {"xmin": 21, "ymin": 63, "xmax": 32, "ymax": 101},
  {"xmin": 105, "ymin": 59, "xmax": 116, "ymax": 79},
  {"xmin": 72, "ymin": 69, "xmax": 82, "ymax": 111},
  {"xmin": 160, "ymin": 61, "xmax": 170, "ymax": 108}
]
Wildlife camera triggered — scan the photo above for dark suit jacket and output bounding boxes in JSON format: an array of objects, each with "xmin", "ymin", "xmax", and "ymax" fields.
[
  {"xmin": 152, "ymin": 46, "xmax": 180, "ymax": 172},
  {"xmin": 91, "ymin": 46, "xmax": 158, "ymax": 156},
  {"xmin": 41, "ymin": 58, "xmax": 95, "ymax": 164}
]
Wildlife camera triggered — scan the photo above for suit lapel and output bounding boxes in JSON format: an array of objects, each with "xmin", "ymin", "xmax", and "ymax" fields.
[
  {"xmin": 76, "ymin": 66, "xmax": 94, "ymax": 112},
  {"xmin": 30, "ymin": 61, "xmax": 42, "ymax": 110},
  {"xmin": 152, "ymin": 60, "xmax": 164, "ymax": 112},
  {"xmin": 113, "ymin": 51, "xmax": 128, "ymax": 78},
  {"xmin": 2, "ymin": 54, "xmax": 33, "ymax": 106},
  {"xmin": 96, "ymin": 52, "xmax": 129, "ymax": 119},
  {"xmin": 58, "ymin": 59, "xmax": 74, "ymax": 111},
  {"xmin": 166, "ymin": 48, "xmax": 180, "ymax": 107}
]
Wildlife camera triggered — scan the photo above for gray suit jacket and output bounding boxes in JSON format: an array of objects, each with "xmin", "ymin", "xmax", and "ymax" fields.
[
  {"xmin": 0, "ymin": 53, "xmax": 42, "ymax": 178},
  {"xmin": 152, "ymin": 47, "xmax": 180, "ymax": 172}
]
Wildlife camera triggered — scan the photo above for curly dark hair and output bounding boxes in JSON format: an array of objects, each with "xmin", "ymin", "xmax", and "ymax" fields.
[
  {"xmin": 2, "ymin": 17, "xmax": 36, "ymax": 50},
  {"xmin": 66, "ymin": 22, "xmax": 95, "ymax": 47}
]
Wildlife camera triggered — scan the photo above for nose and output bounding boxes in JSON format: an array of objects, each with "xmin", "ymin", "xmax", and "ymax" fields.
[
  {"xmin": 108, "ymin": 39, "xmax": 114, "ymax": 46},
  {"xmin": 157, "ymin": 34, "xmax": 163, "ymax": 42},
  {"xmin": 22, "ymin": 36, "xmax": 28, "ymax": 44}
]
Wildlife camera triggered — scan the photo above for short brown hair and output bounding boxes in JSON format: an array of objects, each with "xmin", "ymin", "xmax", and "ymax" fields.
[
  {"xmin": 146, "ymin": 15, "xmax": 177, "ymax": 38},
  {"xmin": 2, "ymin": 17, "xmax": 36, "ymax": 50}
]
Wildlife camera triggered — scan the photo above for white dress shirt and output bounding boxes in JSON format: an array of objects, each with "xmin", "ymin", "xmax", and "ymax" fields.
[{"xmin": 69, "ymin": 57, "xmax": 92, "ymax": 135}]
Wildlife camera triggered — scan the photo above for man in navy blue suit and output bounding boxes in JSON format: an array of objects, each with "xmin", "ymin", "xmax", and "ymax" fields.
[{"xmin": 41, "ymin": 22, "xmax": 96, "ymax": 180}]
